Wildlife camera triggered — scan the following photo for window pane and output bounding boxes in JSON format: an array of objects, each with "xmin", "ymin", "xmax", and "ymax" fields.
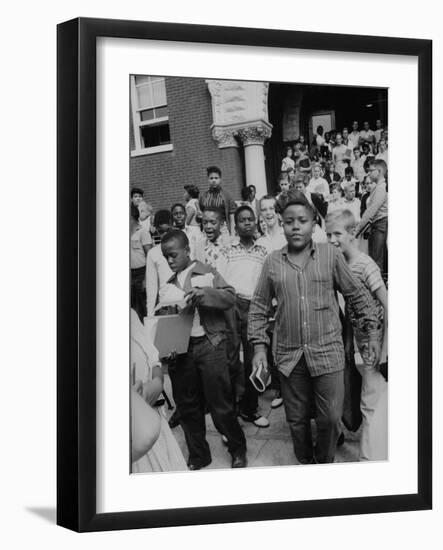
[
  {"xmin": 140, "ymin": 123, "xmax": 171, "ymax": 148},
  {"xmin": 158, "ymin": 124, "xmax": 171, "ymax": 144},
  {"xmin": 140, "ymin": 109, "xmax": 155, "ymax": 121},
  {"xmin": 134, "ymin": 75, "xmax": 151, "ymax": 85},
  {"xmin": 153, "ymin": 106, "xmax": 168, "ymax": 118},
  {"xmin": 136, "ymin": 85, "xmax": 153, "ymax": 109},
  {"xmin": 152, "ymin": 80, "xmax": 167, "ymax": 106}
]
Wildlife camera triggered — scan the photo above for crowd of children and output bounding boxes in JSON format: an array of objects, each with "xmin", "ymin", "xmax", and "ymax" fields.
[{"xmin": 130, "ymin": 119, "xmax": 388, "ymax": 471}]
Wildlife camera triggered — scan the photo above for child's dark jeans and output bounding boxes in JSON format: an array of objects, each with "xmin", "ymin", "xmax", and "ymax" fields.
[{"xmin": 279, "ymin": 354, "xmax": 344, "ymax": 464}]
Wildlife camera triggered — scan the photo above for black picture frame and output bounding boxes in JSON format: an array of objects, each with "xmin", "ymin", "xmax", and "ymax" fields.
[{"xmin": 57, "ymin": 17, "xmax": 432, "ymax": 532}]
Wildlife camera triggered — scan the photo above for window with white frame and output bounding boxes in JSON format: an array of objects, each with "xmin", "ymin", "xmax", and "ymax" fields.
[{"xmin": 130, "ymin": 75, "xmax": 173, "ymax": 156}]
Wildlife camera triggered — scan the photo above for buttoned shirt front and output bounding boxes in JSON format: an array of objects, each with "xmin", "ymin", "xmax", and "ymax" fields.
[
  {"xmin": 194, "ymin": 234, "xmax": 230, "ymax": 277},
  {"xmin": 248, "ymin": 242, "xmax": 379, "ymax": 377}
]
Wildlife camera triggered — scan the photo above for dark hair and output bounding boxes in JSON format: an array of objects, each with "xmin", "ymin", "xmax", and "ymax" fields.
[
  {"xmin": 171, "ymin": 202, "xmax": 186, "ymax": 213},
  {"xmin": 234, "ymin": 204, "xmax": 255, "ymax": 224},
  {"xmin": 248, "ymin": 184, "xmax": 256, "ymax": 191},
  {"xmin": 344, "ymin": 166, "xmax": 354, "ymax": 176},
  {"xmin": 184, "ymin": 184, "xmax": 200, "ymax": 198},
  {"xmin": 161, "ymin": 228, "xmax": 189, "ymax": 249},
  {"xmin": 281, "ymin": 194, "xmax": 316, "ymax": 219},
  {"xmin": 130, "ymin": 203, "xmax": 140, "ymax": 221},
  {"xmin": 206, "ymin": 165, "xmax": 221, "ymax": 177},
  {"xmin": 153, "ymin": 209, "xmax": 172, "ymax": 228},
  {"xmin": 241, "ymin": 186, "xmax": 252, "ymax": 201},
  {"xmin": 130, "ymin": 187, "xmax": 143, "ymax": 198},
  {"xmin": 202, "ymin": 206, "xmax": 223, "ymax": 220}
]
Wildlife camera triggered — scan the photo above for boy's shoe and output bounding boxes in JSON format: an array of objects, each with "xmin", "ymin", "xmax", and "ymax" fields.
[
  {"xmin": 271, "ymin": 392, "xmax": 283, "ymax": 409},
  {"xmin": 239, "ymin": 412, "xmax": 270, "ymax": 428},
  {"xmin": 168, "ymin": 409, "xmax": 180, "ymax": 429},
  {"xmin": 188, "ymin": 457, "xmax": 212, "ymax": 471},
  {"xmin": 221, "ymin": 435, "xmax": 228, "ymax": 446},
  {"xmin": 231, "ymin": 453, "xmax": 248, "ymax": 468}
]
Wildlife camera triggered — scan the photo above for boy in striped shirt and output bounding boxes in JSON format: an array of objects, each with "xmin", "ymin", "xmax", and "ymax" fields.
[{"xmin": 248, "ymin": 194, "xmax": 380, "ymax": 464}]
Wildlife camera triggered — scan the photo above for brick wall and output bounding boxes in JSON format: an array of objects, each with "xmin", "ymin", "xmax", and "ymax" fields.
[{"xmin": 130, "ymin": 77, "xmax": 245, "ymax": 212}]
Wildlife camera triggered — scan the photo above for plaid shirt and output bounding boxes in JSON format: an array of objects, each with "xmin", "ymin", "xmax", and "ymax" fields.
[
  {"xmin": 248, "ymin": 242, "xmax": 380, "ymax": 377},
  {"xmin": 194, "ymin": 235, "xmax": 230, "ymax": 277}
]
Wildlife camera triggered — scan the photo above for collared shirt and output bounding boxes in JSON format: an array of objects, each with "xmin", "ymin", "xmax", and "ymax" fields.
[
  {"xmin": 194, "ymin": 234, "xmax": 230, "ymax": 277},
  {"xmin": 225, "ymin": 240, "xmax": 268, "ymax": 300},
  {"xmin": 167, "ymin": 260, "xmax": 235, "ymax": 347},
  {"xmin": 248, "ymin": 242, "xmax": 379, "ymax": 378},
  {"xmin": 145, "ymin": 244, "xmax": 173, "ymax": 316},
  {"xmin": 256, "ymin": 227, "xmax": 287, "ymax": 254},
  {"xmin": 281, "ymin": 156, "xmax": 295, "ymax": 172},
  {"xmin": 131, "ymin": 227, "xmax": 151, "ymax": 269},
  {"xmin": 177, "ymin": 262, "xmax": 205, "ymax": 337}
]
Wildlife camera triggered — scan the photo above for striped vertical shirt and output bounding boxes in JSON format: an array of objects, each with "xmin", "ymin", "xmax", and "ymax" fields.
[
  {"xmin": 247, "ymin": 242, "xmax": 380, "ymax": 377},
  {"xmin": 199, "ymin": 188, "xmax": 237, "ymax": 223}
]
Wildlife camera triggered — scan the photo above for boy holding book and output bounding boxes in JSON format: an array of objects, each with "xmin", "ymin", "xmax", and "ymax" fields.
[
  {"xmin": 161, "ymin": 229, "xmax": 247, "ymax": 469},
  {"xmin": 248, "ymin": 194, "xmax": 380, "ymax": 464}
]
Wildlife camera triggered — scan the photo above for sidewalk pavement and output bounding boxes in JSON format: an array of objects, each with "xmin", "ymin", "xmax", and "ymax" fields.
[{"xmin": 164, "ymin": 376, "xmax": 361, "ymax": 470}]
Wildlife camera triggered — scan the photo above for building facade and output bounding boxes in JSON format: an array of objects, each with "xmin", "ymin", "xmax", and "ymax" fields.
[{"xmin": 130, "ymin": 76, "xmax": 387, "ymax": 210}]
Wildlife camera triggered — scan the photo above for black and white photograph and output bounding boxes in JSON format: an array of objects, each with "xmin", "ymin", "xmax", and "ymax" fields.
[{"xmin": 129, "ymin": 75, "xmax": 389, "ymax": 473}]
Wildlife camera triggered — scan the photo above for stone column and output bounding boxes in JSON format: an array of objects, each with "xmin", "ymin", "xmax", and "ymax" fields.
[
  {"xmin": 237, "ymin": 123, "xmax": 273, "ymax": 199},
  {"xmin": 210, "ymin": 127, "xmax": 243, "ymax": 199},
  {"xmin": 206, "ymin": 79, "xmax": 273, "ymax": 199}
]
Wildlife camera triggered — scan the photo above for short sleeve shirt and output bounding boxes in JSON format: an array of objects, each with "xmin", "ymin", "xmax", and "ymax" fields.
[
  {"xmin": 131, "ymin": 227, "xmax": 152, "ymax": 268},
  {"xmin": 346, "ymin": 253, "xmax": 384, "ymax": 341}
]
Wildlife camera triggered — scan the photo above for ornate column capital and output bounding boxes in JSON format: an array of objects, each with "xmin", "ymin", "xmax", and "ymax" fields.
[
  {"xmin": 236, "ymin": 121, "xmax": 273, "ymax": 146},
  {"xmin": 211, "ymin": 126, "xmax": 239, "ymax": 149}
]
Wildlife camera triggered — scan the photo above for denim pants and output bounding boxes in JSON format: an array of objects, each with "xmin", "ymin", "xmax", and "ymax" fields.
[
  {"xmin": 279, "ymin": 355, "xmax": 344, "ymax": 464},
  {"xmin": 235, "ymin": 296, "xmax": 259, "ymax": 418},
  {"xmin": 169, "ymin": 335, "xmax": 246, "ymax": 467},
  {"xmin": 368, "ymin": 217, "xmax": 388, "ymax": 280}
]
